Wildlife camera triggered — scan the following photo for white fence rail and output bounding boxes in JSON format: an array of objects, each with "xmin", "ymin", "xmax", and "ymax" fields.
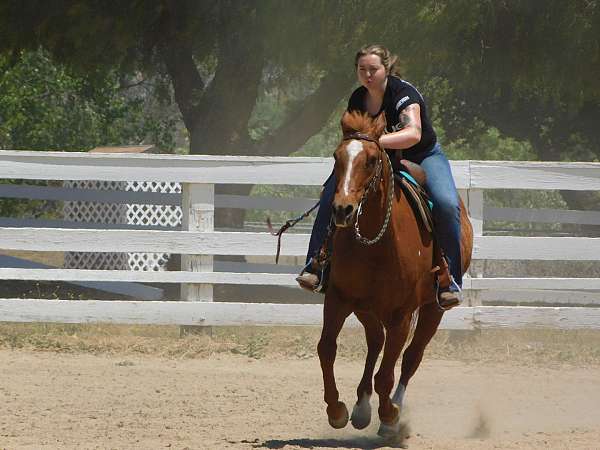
[{"xmin": 1, "ymin": 150, "xmax": 599, "ymax": 329}]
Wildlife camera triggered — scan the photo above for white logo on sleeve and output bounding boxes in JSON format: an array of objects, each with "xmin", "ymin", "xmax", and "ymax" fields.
[{"xmin": 395, "ymin": 96, "xmax": 410, "ymax": 110}]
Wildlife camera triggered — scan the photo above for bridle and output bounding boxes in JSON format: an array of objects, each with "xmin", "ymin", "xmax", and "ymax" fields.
[{"xmin": 341, "ymin": 132, "xmax": 394, "ymax": 245}]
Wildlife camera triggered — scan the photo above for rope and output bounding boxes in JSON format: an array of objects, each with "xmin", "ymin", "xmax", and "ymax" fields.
[{"xmin": 267, "ymin": 200, "xmax": 320, "ymax": 264}]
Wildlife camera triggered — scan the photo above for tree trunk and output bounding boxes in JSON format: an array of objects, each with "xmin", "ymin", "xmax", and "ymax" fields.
[{"xmin": 160, "ymin": 4, "xmax": 357, "ymax": 235}]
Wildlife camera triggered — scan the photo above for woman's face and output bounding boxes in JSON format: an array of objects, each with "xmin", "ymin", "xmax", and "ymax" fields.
[{"xmin": 356, "ymin": 54, "xmax": 387, "ymax": 90}]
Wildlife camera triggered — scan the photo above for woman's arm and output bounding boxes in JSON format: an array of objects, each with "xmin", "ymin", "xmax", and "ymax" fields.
[{"xmin": 378, "ymin": 103, "xmax": 422, "ymax": 150}]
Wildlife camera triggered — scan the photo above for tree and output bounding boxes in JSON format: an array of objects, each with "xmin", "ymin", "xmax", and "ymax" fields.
[
  {"xmin": 0, "ymin": 1, "xmax": 364, "ymax": 156},
  {"xmin": 1, "ymin": 1, "xmax": 598, "ymax": 226},
  {"xmin": 0, "ymin": 49, "xmax": 176, "ymax": 152},
  {"xmin": 0, "ymin": 48, "xmax": 179, "ymax": 219},
  {"xmin": 2, "ymin": 1, "xmax": 598, "ymax": 157},
  {"xmin": 0, "ymin": 0, "xmax": 377, "ymax": 227},
  {"xmin": 402, "ymin": 0, "xmax": 600, "ymax": 163},
  {"xmin": 402, "ymin": 0, "xmax": 600, "ymax": 218}
]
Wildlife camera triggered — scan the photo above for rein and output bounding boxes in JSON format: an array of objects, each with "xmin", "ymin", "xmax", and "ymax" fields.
[
  {"xmin": 267, "ymin": 201, "xmax": 320, "ymax": 264},
  {"xmin": 342, "ymin": 132, "xmax": 395, "ymax": 245}
]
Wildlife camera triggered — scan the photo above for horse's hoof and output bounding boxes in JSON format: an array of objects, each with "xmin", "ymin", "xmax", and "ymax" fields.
[
  {"xmin": 327, "ymin": 401, "xmax": 349, "ymax": 429},
  {"xmin": 377, "ymin": 416, "xmax": 400, "ymax": 439},
  {"xmin": 377, "ymin": 416, "xmax": 410, "ymax": 448},
  {"xmin": 350, "ymin": 395, "xmax": 372, "ymax": 430},
  {"xmin": 377, "ymin": 404, "xmax": 400, "ymax": 439}
]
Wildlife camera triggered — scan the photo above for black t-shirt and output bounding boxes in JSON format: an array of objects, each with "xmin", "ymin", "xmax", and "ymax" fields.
[{"xmin": 347, "ymin": 76, "xmax": 437, "ymax": 161}]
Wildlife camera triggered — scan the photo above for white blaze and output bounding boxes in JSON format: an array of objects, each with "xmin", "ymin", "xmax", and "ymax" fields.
[{"xmin": 343, "ymin": 140, "xmax": 364, "ymax": 196}]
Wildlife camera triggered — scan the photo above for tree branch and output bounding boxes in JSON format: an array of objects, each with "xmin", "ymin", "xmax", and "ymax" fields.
[{"xmin": 255, "ymin": 69, "xmax": 356, "ymax": 157}]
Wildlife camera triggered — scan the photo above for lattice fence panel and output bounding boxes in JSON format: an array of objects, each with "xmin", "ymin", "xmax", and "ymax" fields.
[
  {"xmin": 63, "ymin": 180, "xmax": 129, "ymax": 270},
  {"xmin": 126, "ymin": 181, "xmax": 182, "ymax": 271},
  {"xmin": 63, "ymin": 181, "xmax": 182, "ymax": 271}
]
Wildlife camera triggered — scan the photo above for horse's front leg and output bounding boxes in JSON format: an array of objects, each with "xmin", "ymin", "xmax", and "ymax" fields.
[
  {"xmin": 317, "ymin": 293, "xmax": 352, "ymax": 429},
  {"xmin": 374, "ymin": 318, "xmax": 411, "ymax": 438},
  {"xmin": 351, "ymin": 311, "xmax": 384, "ymax": 430}
]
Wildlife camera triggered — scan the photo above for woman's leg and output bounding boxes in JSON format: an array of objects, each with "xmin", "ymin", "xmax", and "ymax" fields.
[
  {"xmin": 297, "ymin": 171, "xmax": 336, "ymax": 291},
  {"xmin": 418, "ymin": 144, "xmax": 462, "ymax": 288},
  {"xmin": 305, "ymin": 171, "xmax": 336, "ymax": 267}
]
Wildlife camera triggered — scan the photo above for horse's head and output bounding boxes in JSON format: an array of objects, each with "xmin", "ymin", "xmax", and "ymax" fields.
[{"xmin": 332, "ymin": 111, "xmax": 387, "ymax": 227}]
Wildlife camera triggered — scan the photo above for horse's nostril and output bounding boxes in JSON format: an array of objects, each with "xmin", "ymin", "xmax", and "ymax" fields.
[{"xmin": 344, "ymin": 205, "xmax": 354, "ymax": 217}]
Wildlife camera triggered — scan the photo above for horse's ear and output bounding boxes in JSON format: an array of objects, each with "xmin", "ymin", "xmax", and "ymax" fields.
[
  {"xmin": 340, "ymin": 111, "xmax": 354, "ymax": 136},
  {"xmin": 372, "ymin": 112, "xmax": 387, "ymax": 138}
]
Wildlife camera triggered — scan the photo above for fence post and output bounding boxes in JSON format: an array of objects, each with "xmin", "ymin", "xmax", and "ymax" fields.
[
  {"xmin": 180, "ymin": 183, "xmax": 214, "ymax": 335},
  {"xmin": 466, "ymin": 187, "xmax": 484, "ymax": 307},
  {"xmin": 467, "ymin": 188, "xmax": 483, "ymax": 239}
]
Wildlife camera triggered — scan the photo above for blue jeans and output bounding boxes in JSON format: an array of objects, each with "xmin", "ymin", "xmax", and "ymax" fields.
[{"xmin": 305, "ymin": 143, "xmax": 463, "ymax": 288}]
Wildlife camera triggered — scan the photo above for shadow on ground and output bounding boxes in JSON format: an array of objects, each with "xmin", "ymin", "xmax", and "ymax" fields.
[{"xmin": 255, "ymin": 436, "xmax": 408, "ymax": 449}]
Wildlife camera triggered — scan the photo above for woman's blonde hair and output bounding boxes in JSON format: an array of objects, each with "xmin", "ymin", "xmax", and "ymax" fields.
[{"xmin": 354, "ymin": 44, "xmax": 401, "ymax": 77}]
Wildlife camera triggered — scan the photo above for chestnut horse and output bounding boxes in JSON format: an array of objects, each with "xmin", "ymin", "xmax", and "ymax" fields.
[{"xmin": 317, "ymin": 111, "xmax": 473, "ymax": 438}]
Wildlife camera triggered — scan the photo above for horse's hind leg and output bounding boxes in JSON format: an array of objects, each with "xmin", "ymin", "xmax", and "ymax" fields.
[
  {"xmin": 318, "ymin": 293, "xmax": 352, "ymax": 429},
  {"xmin": 351, "ymin": 311, "xmax": 384, "ymax": 430},
  {"xmin": 395, "ymin": 302, "xmax": 444, "ymax": 409}
]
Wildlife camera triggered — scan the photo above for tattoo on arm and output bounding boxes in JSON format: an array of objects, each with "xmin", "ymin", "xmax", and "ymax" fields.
[
  {"xmin": 398, "ymin": 104, "xmax": 421, "ymax": 132},
  {"xmin": 398, "ymin": 112, "xmax": 411, "ymax": 129}
]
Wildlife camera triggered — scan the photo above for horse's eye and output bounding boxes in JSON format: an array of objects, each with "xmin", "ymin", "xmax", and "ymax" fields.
[{"xmin": 366, "ymin": 156, "xmax": 377, "ymax": 167}]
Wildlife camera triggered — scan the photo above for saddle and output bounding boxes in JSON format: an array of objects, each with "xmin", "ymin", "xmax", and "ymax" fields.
[
  {"xmin": 395, "ymin": 158, "xmax": 454, "ymax": 302},
  {"xmin": 395, "ymin": 159, "xmax": 434, "ymax": 234}
]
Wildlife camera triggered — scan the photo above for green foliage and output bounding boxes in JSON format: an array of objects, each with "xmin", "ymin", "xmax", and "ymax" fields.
[
  {"xmin": 248, "ymin": 90, "xmax": 290, "ymax": 143},
  {"xmin": 0, "ymin": 49, "xmax": 176, "ymax": 152},
  {"xmin": 561, "ymin": 132, "xmax": 600, "ymax": 163},
  {"xmin": 1, "ymin": 1, "xmax": 598, "ymax": 159},
  {"xmin": 294, "ymin": 101, "xmax": 347, "ymax": 158},
  {"xmin": 0, "ymin": 49, "xmax": 179, "ymax": 218},
  {"xmin": 0, "ymin": 1, "xmax": 598, "ymax": 225},
  {"xmin": 0, "ymin": 181, "xmax": 57, "ymax": 220},
  {"xmin": 400, "ymin": 0, "xmax": 600, "ymax": 106},
  {"xmin": 443, "ymin": 125, "xmax": 535, "ymax": 161}
]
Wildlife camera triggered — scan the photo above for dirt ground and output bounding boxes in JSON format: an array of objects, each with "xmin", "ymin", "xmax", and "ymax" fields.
[{"xmin": 1, "ymin": 325, "xmax": 600, "ymax": 450}]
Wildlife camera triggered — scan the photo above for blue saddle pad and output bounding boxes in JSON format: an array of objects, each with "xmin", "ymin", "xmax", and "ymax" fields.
[{"xmin": 398, "ymin": 171, "xmax": 433, "ymax": 210}]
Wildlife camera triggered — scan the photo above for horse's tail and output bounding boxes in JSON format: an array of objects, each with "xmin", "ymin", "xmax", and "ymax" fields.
[
  {"xmin": 459, "ymin": 196, "xmax": 474, "ymax": 274},
  {"xmin": 403, "ymin": 308, "xmax": 420, "ymax": 353}
]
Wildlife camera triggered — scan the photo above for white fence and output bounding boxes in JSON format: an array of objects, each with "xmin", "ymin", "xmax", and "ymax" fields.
[{"xmin": 0, "ymin": 150, "xmax": 599, "ymax": 330}]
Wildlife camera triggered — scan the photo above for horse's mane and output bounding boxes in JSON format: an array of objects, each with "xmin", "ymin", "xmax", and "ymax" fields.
[{"xmin": 341, "ymin": 111, "xmax": 386, "ymax": 138}]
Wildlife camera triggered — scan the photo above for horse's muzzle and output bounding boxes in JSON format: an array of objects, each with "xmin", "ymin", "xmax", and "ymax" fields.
[{"xmin": 333, "ymin": 203, "xmax": 356, "ymax": 227}]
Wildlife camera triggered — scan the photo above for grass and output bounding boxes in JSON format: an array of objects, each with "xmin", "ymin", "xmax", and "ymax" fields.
[{"xmin": 1, "ymin": 322, "xmax": 600, "ymax": 367}]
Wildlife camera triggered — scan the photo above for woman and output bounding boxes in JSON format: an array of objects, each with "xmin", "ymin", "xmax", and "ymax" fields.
[{"xmin": 297, "ymin": 44, "xmax": 462, "ymax": 308}]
